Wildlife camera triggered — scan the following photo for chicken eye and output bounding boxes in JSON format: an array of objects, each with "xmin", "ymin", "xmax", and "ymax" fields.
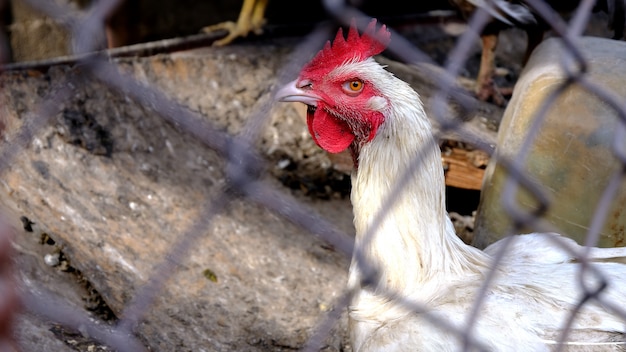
[{"xmin": 343, "ymin": 80, "xmax": 364, "ymax": 94}]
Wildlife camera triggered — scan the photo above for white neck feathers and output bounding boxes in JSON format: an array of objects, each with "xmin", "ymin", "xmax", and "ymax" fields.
[{"xmin": 348, "ymin": 70, "xmax": 488, "ymax": 298}]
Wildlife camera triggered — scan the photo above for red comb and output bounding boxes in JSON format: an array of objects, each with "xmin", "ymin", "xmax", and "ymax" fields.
[{"xmin": 301, "ymin": 19, "xmax": 391, "ymax": 76}]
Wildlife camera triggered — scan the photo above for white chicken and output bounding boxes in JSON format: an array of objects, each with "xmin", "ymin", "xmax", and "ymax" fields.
[{"xmin": 277, "ymin": 19, "xmax": 626, "ymax": 351}]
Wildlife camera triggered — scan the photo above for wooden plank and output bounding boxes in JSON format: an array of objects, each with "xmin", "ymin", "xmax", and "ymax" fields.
[{"xmin": 442, "ymin": 146, "xmax": 488, "ymax": 190}]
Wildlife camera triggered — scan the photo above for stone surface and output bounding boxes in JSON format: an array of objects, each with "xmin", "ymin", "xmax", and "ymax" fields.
[
  {"xmin": 1, "ymin": 44, "xmax": 353, "ymax": 351},
  {"xmin": 474, "ymin": 36, "xmax": 626, "ymax": 248}
]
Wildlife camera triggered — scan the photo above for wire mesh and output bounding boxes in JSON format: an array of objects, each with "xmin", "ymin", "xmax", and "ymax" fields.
[{"xmin": 1, "ymin": 0, "xmax": 626, "ymax": 351}]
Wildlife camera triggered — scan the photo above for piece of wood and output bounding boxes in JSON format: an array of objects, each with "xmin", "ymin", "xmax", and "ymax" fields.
[{"xmin": 442, "ymin": 147, "xmax": 488, "ymax": 190}]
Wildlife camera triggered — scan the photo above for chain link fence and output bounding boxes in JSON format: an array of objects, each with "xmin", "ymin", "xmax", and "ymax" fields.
[{"xmin": 1, "ymin": 0, "xmax": 626, "ymax": 351}]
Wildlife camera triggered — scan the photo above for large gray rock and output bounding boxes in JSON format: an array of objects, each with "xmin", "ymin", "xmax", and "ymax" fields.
[
  {"xmin": 474, "ymin": 37, "xmax": 626, "ymax": 248},
  {"xmin": 1, "ymin": 44, "xmax": 353, "ymax": 351}
]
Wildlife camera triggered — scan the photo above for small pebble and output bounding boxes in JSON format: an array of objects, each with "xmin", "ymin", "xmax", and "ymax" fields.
[
  {"xmin": 277, "ymin": 159, "xmax": 290, "ymax": 169},
  {"xmin": 44, "ymin": 252, "xmax": 60, "ymax": 267}
]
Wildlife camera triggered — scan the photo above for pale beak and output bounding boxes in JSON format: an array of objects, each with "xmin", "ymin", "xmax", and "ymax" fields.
[{"xmin": 275, "ymin": 79, "xmax": 320, "ymax": 106}]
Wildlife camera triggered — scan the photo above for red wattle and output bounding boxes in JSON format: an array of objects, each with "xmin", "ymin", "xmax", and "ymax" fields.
[{"xmin": 307, "ymin": 109, "xmax": 355, "ymax": 153}]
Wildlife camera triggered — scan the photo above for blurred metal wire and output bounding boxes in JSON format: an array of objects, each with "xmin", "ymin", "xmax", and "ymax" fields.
[{"xmin": 0, "ymin": 0, "xmax": 625, "ymax": 351}]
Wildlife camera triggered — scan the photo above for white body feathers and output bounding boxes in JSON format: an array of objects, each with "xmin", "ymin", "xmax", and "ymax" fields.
[{"xmin": 345, "ymin": 58, "xmax": 626, "ymax": 352}]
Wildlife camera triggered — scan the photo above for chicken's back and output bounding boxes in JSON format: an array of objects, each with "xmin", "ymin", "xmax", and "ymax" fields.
[{"xmin": 352, "ymin": 233, "xmax": 626, "ymax": 351}]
